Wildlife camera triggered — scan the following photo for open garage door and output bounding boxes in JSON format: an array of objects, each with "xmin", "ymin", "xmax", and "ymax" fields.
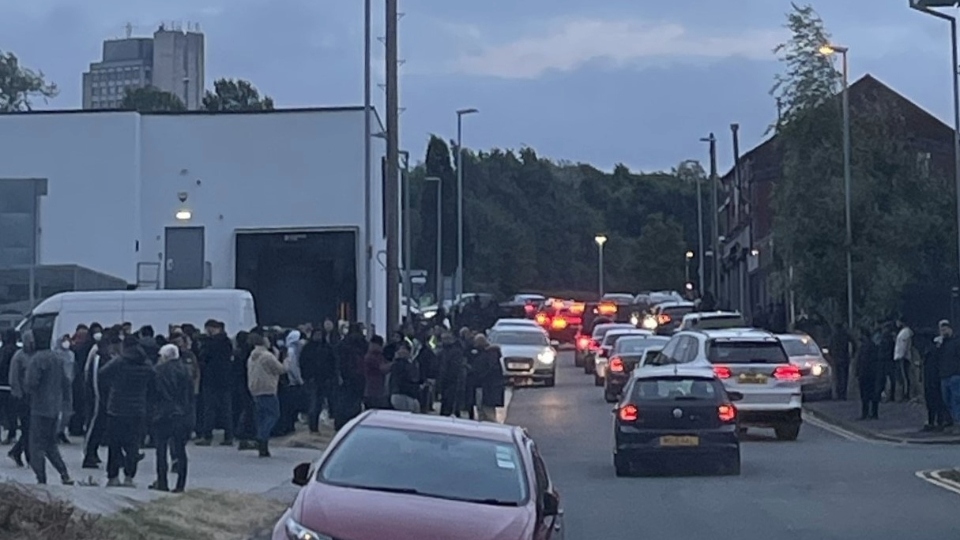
[{"xmin": 235, "ymin": 228, "xmax": 358, "ymax": 328}]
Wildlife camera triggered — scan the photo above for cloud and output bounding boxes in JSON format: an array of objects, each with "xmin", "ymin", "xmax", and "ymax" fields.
[{"xmin": 452, "ymin": 18, "xmax": 785, "ymax": 79}]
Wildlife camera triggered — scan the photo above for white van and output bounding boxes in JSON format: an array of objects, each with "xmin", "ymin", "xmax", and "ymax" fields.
[{"xmin": 16, "ymin": 289, "xmax": 257, "ymax": 346}]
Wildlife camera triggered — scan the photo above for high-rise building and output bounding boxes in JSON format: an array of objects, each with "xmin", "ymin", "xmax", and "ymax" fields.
[{"xmin": 82, "ymin": 23, "xmax": 205, "ymax": 110}]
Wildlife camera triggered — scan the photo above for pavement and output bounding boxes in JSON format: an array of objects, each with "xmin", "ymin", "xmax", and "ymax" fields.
[
  {"xmin": 506, "ymin": 351, "xmax": 960, "ymax": 540},
  {"xmin": 804, "ymin": 399, "xmax": 960, "ymax": 444}
]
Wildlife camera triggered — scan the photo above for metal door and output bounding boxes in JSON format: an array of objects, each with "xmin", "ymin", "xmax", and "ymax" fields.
[{"xmin": 164, "ymin": 226, "xmax": 205, "ymax": 289}]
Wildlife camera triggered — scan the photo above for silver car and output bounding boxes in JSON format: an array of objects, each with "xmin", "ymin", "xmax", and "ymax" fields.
[
  {"xmin": 488, "ymin": 328, "xmax": 559, "ymax": 387},
  {"xmin": 777, "ymin": 334, "xmax": 833, "ymax": 401}
]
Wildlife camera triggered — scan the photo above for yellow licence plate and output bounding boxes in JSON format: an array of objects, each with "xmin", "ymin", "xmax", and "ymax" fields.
[
  {"xmin": 738, "ymin": 374, "xmax": 768, "ymax": 384},
  {"xmin": 659, "ymin": 436, "xmax": 700, "ymax": 447}
]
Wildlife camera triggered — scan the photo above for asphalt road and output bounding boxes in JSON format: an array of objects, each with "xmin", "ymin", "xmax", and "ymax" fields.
[{"xmin": 506, "ymin": 351, "xmax": 960, "ymax": 540}]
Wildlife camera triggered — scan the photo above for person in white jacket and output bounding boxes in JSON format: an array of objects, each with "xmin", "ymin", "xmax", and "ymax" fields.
[{"xmin": 894, "ymin": 317, "xmax": 914, "ymax": 402}]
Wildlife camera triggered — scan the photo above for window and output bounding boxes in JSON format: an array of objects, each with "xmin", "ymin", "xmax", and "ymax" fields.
[
  {"xmin": 490, "ymin": 331, "xmax": 548, "ymax": 347},
  {"xmin": 781, "ymin": 338, "xmax": 821, "ymax": 357},
  {"xmin": 631, "ymin": 377, "xmax": 722, "ymax": 401},
  {"xmin": 707, "ymin": 340, "xmax": 788, "ymax": 364}
]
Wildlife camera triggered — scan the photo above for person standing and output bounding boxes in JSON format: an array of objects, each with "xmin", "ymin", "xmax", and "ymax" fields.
[
  {"xmin": 232, "ymin": 330, "xmax": 257, "ymax": 451},
  {"xmin": 363, "ymin": 336, "xmax": 391, "ymax": 409},
  {"xmin": 334, "ymin": 325, "xmax": 368, "ymax": 430},
  {"xmin": 436, "ymin": 332, "xmax": 467, "ymax": 417},
  {"xmin": 856, "ymin": 327, "xmax": 881, "ymax": 420},
  {"xmin": 150, "ymin": 344, "xmax": 195, "ymax": 492},
  {"xmin": 877, "ymin": 323, "xmax": 897, "ymax": 402},
  {"xmin": 828, "ymin": 323, "xmax": 854, "ymax": 401},
  {"xmin": 99, "ymin": 335, "xmax": 156, "ymax": 487},
  {"xmin": 82, "ymin": 330, "xmax": 120, "ymax": 469},
  {"xmin": 24, "ymin": 329, "xmax": 74, "ymax": 485},
  {"xmin": 388, "ymin": 342, "xmax": 422, "ymax": 412},
  {"xmin": 471, "ymin": 334, "xmax": 505, "ymax": 423},
  {"xmin": 196, "ymin": 320, "xmax": 235, "ymax": 446},
  {"xmin": 7, "ymin": 331, "xmax": 35, "ymax": 467},
  {"xmin": 937, "ymin": 320, "xmax": 960, "ymax": 430},
  {"xmin": 925, "ymin": 321, "xmax": 954, "ymax": 431},
  {"xmin": 0, "ymin": 329, "xmax": 20, "ymax": 445},
  {"xmin": 277, "ymin": 330, "xmax": 305, "ymax": 435},
  {"xmin": 894, "ymin": 317, "xmax": 914, "ymax": 402},
  {"xmin": 247, "ymin": 333, "xmax": 285, "ymax": 458},
  {"xmin": 55, "ymin": 335, "xmax": 75, "ymax": 444}
]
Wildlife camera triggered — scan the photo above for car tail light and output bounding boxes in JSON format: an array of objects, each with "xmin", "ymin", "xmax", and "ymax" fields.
[
  {"xmin": 535, "ymin": 312, "xmax": 549, "ymax": 326},
  {"xmin": 589, "ymin": 339, "xmax": 600, "ymax": 351},
  {"xmin": 713, "ymin": 366, "xmax": 732, "ymax": 379},
  {"xmin": 718, "ymin": 404, "xmax": 736, "ymax": 423},
  {"xmin": 598, "ymin": 303, "xmax": 617, "ymax": 315},
  {"xmin": 658, "ymin": 313, "xmax": 672, "ymax": 325},
  {"xmin": 524, "ymin": 304, "xmax": 536, "ymax": 314},
  {"xmin": 618, "ymin": 404, "xmax": 639, "ymax": 422},
  {"xmin": 570, "ymin": 302, "xmax": 585, "ymax": 315},
  {"xmin": 577, "ymin": 336, "xmax": 591, "ymax": 350},
  {"xmin": 551, "ymin": 317, "xmax": 568, "ymax": 330},
  {"xmin": 610, "ymin": 357, "xmax": 624, "ymax": 372},
  {"xmin": 774, "ymin": 364, "xmax": 801, "ymax": 381}
]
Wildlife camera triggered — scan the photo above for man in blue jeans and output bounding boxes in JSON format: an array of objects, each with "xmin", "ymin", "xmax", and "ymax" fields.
[
  {"xmin": 936, "ymin": 320, "xmax": 960, "ymax": 430},
  {"xmin": 246, "ymin": 333, "xmax": 284, "ymax": 458}
]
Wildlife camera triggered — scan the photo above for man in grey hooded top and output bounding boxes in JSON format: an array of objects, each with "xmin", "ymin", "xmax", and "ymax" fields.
[
  {"xmin": 7, "ymin": 331, "xmax": 34, "ymax": 467},
  {"xmin": 24, "ymin": 328, "xmax": 74, "ymax": 485}
]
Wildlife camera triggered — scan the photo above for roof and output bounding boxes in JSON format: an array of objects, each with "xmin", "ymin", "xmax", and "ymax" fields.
[
  {"xmin": 632, "ymin": 364, "xmax": 717, "ymax": 380},
  {"xmin": 682, "ymin": 311, "xmax": 743, "ymax": 321},
  {"xmin": 360, "ymin": 410, "xmax": 520, "ymax": 444},
  {"xmin": 617, "ymin": 334, "xmax": 670, "ymax": 342},
  {"xmin": 494, "ymin": 318, "xmax": 538, "ymax": 324},
  {"xmin": 696, "ymin": 328, "xmax": 778, "ymax": 342},
  {"xmin": 656, "ymin": 301, "xmax": 695, "ymax": 309},
  {"xmin": 775, "ymin": 333, "xmax": 814, "ymax": 342},
  {"xmin": 604, "ymin": 328, "xmax": 652, "ymax": 339},
  {"xmin": 593, "ymin": 322, "xmax": 636, "ymax": 332}
]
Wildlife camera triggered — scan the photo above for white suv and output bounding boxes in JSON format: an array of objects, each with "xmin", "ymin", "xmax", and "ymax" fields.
[{"xmin": 654, "ymin": 328, "xmax": 803, "ymax": 440}]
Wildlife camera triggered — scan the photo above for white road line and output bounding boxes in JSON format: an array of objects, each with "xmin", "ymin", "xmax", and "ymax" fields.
[
  {"xmin": 916, "ymin": 470, "xmax": 960, "ymax": 497},
  {"xmin": 802, "ymin": 412, "xmax": 877, "ymax": 443}
]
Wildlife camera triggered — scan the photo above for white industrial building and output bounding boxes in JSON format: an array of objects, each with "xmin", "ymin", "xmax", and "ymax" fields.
[{"xmin": 0, "ymin": 107, "xmax": 388, "ymax": 331}]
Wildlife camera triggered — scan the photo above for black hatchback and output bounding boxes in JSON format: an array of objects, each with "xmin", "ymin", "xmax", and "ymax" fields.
[
  {"xmin": 612, "ymin": 365, "xmax": 742, "ymax": 477},
  {"xmin": 603, "ymin": 335, "xmax": 671, "ymax": 402}
]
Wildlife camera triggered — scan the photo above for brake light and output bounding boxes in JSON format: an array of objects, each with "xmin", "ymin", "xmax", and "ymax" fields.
[
  {"xmin": 589, "ymin": 340, "xmax": 600, "ymax": 351},
  {"xmin": 570, "ymin": 302, "xmax": 585, "ymax": 315},
  {"xmin": 658, "ymin": 313, "xmax": 672, "ymax": 325},
  {"xmin": 718, "ymin": 404, "xmax": 736, "ymax": 423},
  {"xmin": 577, "ymin": 336, "xmax": 591, "ymax": 350},
  {"xmin": 610, "ymin": 357, "xmax": 624, "ymax": 372},
  {"xmin": 618, "ymin": 404, "xmax": 639, "ymax": 422},
  {"xmin": 535, "ymin": 312, "xmax": 549, "ymax": 326},
  {"xmin": 713, "ymin": 366, "xmax": 732, "ymax": 379},
  {"xmin": 598, "ymin": 303, "xmax": 617, "ymax": 315},
  {"xmin": 524, "ymin": 304, "xmax": 536, "ymax": 314},
  {"xmin": 774, "ymin": 364, "xmax": 802, "ymax": 381},
  {"xmin": 551, "ymin": 317, "xmax": 568, "ymax": 330}
]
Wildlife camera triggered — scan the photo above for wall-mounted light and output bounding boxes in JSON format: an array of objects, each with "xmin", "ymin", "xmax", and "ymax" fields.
[{"xmin": 175, "ymin": 210, "xmax": 192, "ymax": 221}]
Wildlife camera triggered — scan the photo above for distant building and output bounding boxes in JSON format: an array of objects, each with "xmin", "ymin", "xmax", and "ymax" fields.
[{"xmin": 82, "ymin": 23, "xmax": 205, "ymax": 110}]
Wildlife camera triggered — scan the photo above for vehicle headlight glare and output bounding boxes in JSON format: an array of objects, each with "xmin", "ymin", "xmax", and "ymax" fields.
[
  {"xmin": 630, "ymin": 315, "xmax": 639, "ymax": 326},
  {"xmin": 538, "ymin": 350, "xmax": 556, "ymax": 364},
  {"xmin": 642, "ymin": 316, "xmax": 658, "ymax": 330},
  {"xmin": 811, "ymin": 364, "xmax": 824, "ymax": 377},
  {"xmin": 422, "ymin": 310, "xmax": 437, "ymax": 319},
  {"xmin": 285, "ymin": 517, "xmax": 333, "ymax": 540}
]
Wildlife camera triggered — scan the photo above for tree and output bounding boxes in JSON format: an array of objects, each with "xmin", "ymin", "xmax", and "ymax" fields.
[
  {"xmin": 202, "ymin": 78, "xmax": 274, "ymax": 111},
  {"xmin": 0, "ymin": 51, "xmax": 57, "ymax": 111},
  {"xmin": 121, "ymin": 86, "xmax": 186, "ymax": 112},
  {"xmin": 633, "ymin": 213, "xmax": 688, "ymax": 291}
]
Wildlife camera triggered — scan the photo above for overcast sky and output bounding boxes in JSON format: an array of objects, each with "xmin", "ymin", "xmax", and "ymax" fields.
[{"xmin": 5, "ymin": 0, "xmax": 957, "ymax": 171}]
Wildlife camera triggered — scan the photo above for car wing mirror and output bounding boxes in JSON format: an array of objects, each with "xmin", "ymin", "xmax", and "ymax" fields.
[
  {"xmin": 550, "ymin": 340, "xmax": 560, "ymax": 347},
  {"xmin": 292, "ymin": 462, "xmax": 311, "ymax": 486},
  {"xmin": 543, "ymin": 491, "xmax": 561, "ymax": 516},
  {"xmin": 727, "ymin": 391, "xmax": 744, "ymax": 402}
]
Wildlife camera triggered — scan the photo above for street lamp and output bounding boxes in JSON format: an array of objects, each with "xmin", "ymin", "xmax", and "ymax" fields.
[
  {"xmin": 399, "ymin": 150, "xmax": 411, "ymax": 320},
  {"xmin": 909, "ymin": 0, "xmax": 960, "ymax": 295},
  {"xmin": 455, "ymin": 107, "xmax": 479, "ymax": 300},
  {"xmin": 819, "ymin": 42, "xmax": 854, "ymax": 336},
  {"xmin": 594, "ymin": 235, "xmax": 608, "ymax": 296},
  {"xmin": 685, "ymin": 250, "xmax": 694, "ymax": 286},
  {"xmin": 426, "ymin": 176, "xmax": 443, "ymax": 307}
]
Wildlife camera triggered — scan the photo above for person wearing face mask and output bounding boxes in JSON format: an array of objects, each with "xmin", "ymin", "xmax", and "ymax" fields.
[{"xmin": 55, "ymin": 335, "xmax": 75, "ymax": 445}]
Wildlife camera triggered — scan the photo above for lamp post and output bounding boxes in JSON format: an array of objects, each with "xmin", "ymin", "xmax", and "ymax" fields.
[
  {"xmin": 399, "ymin": 150, "xmax": 411, "ymax": 320},
  {"xmin": 455, "ymin": 107, "xmax": 479, "ymax": 301},
  {"xmin": 426, "ymin": 176, "xmax": 443, "ymax": 307},
  {"xmin": 595, "ymin": 235, "xmax": 608, "ymax": 297},
  {"xmin": 909, "ymin": 0, "xmax": 960, "ymax": 294},
  {"xmin": 700, "ymin": 134, "xmax": 720, "ymax": 303},
  {"xmin": 820, "ymin": 43, "xmax": 854, "ymax": 335},
  {"xmin": 685, "ymin": 250, "xmax": 694, "ymax": 287}
]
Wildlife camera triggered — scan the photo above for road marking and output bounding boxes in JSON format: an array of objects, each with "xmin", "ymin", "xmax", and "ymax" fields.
[
  {"xmin": 916, "ymin": 469, "xmax": 960, "ymax": 497},
  {"xmin": 802, "ymin": 412, "xmax": 878, "ymax": 443}
]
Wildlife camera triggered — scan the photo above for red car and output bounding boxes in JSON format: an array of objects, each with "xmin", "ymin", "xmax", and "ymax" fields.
[{"xmin": 274, "ymin": 410, "xmax": 565, "ymax": 540}]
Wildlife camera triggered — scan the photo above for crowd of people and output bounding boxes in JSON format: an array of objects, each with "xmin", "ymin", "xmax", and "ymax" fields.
[{"xmin": 0, "ymin": 316, "xmax": 506, "ymax": 490}]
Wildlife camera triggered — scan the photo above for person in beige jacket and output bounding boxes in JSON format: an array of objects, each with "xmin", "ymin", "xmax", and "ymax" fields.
[{"xmin": 247, "ymin": 333, "xmax": 285, "ymax": 457}]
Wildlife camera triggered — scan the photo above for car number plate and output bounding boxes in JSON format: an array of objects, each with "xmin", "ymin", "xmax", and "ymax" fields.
[
  {"xmin": 659, "ymin": 436, "xmax": 699, "ymax": 447},
  {"xmin": 508, "ymin": 362, "xmax": 527, "ymax": 370},
  {"xmin": 738, "ymin": 373, "xmax": 768, "ymax": 384}
]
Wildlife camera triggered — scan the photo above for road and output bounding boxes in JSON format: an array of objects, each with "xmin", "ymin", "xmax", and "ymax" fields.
[{"xmin": 506, "ymin": 351, "xmax": 960, "ymax": 540}]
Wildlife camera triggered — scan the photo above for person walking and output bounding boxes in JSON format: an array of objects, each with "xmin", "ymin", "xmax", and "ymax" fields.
[
  {"xmin": 82, "ymin": 330, "xmax": 120, "ymax": 469},
  {"xmin": 247, "ymin": 333, "xmax": 285, "ymax": 458},
  {"xmin": 99, "ymin": 335, "xmax": 156, "ymax": 487},
  {"xmin": 55, "ymin": 334, "xmax": 75, "ymax": 445},
  {"xmin": 936, "ymin": 320, "xmax": 960, "ymax": 430},
  {"xmin": 150, "ymin": 344, "xmax": 195, "ymax": 492},
  {"xmin": 856, "ymin": 327, "xmax": 881, "ymax": 420},
  {"xmin": 7, "ymin": 331, "xmax": 35, "ymax": 467},
  {"xmin": 23, "ymin": 329, "xmax": 74, "ymax": 485},
  {"xmin": 471, "ymin": 334, "xmax": 505, "ymax": 423},
  {"xmin": 924, "ymin": 321, "xmax": 954, "ymax": 431}
]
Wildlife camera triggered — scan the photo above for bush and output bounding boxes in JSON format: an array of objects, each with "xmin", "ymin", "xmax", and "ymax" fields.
[{"xmin": 0, "ymin": 483, "xmax": 118, "ymax": 540}]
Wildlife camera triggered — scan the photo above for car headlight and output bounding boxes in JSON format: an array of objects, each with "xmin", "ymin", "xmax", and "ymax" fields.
[
  {"xmin": 538, "ymin": 349, "xmax": 556, "ymax": 364},
  {"xmin": 285, "ymin": 517, "xmax": 333, "ymax": 540},
  {"xmin": 630, "ymin": 314, "xmax": 639, "ymax": 326},
  {"xmin": 422, "ymin": 309, "xmax": 437, "ymax": 319},
  {"xmin": 811, "ymin": 363, "xmax": 825, "ymax": 377}
]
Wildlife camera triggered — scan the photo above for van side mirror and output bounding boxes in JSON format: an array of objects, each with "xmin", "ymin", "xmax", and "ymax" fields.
[
  {"xmin": 727, "ymin": 391, "xmax": 744, "ymax": 402},
  {"xmin": 543, "ymin": 491, "xmax": 561, "ymax": 516},
  {"xmin": 292, "ymin": 462, "xmax": 311, "ymax": 486}
]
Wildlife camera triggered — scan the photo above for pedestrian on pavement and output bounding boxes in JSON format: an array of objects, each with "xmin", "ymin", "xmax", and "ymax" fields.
[
  {"xmin": 138, "ymin": 326, "xmax": 160, "ymax": 365},
  {"xmin": 855, "ymin": 326, "xmax": 881, "ymax": 420},
  {"xmin": 7, "ymin": 330, "xmax": 35, "ymax": 467},
  {"xmin": 232, "ymin": 330, "xmax": 258, "ymax": 451},
  {"xmin": 878, "ymin": 322, "xmax": 898, "ymax": 402},
  {"xmin": 894, "ymin": 317, "xmax": 914, "ymax": 402},
  {"xmin": 936, "ymin": 320, "xmax": 960, "ymax": 428},
  {"xmin": 389, "ymin": 341, "xmax": 422, "ymax": 412},
  {"xmin": 247, "ymin": 332, "xmax": 285, "ymax": 458},
  {"xmin": 828, "ymin": 323, "xmax": 854, "ymax": 400},
  {"xmin": 55, "ymin": 334, "xmax": 75, "ymax": 445},
  {"xmin": 924, "ymin": 321, "xmax": 953, "ymax": 431},
  {"xmin": 0, "ymin": 329, "xmax": 20, "ymax": 445},
  {"xmin": 471, "ymin": 334, "xmax": 504, "ymax": 423},
  {"xmin": 437, "ymin": 331, "xmax": 467, "ymax": 417},
  {"xmin": 196, "ymin": 320, "xmax": 235, "ymax": 446},
  {"xmin": 277, "ymin": 330, "xmax": 305, "ymax": 435},
  {"xmin": 363, "ymin": 335, "xmax": 392, "ymax": 409},
  {"xmin": 333, "ymin": 325, "xmax": 368, "ymax": 429},
  {"xmin": 82, "ymin": 329, "xmax": 120, "ymax": 469},
  {"xmin": 69, "ymin": 324, "xmax": 95, "ymax": 438},
  {"xmin": 100, "ymin": 335, "xmax": 157, "ymax": 487},
  {"xmin": 23, "ymin": 329, "xmax": 74, "ymax": 485},
  {"xmin": 150, "ymin": 344, "xmax": 195, "ymax": 492}
]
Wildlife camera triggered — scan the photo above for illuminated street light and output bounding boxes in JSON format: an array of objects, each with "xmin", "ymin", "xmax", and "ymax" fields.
[{"xmin": 594, "ymin": 235, "xmax": 608, "ymax": 296}]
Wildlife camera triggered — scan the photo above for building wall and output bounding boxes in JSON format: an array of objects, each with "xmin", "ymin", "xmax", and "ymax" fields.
[
  {"xmin": 151, "ymin": 29, "xmax": 204, "ymax": 110},
  {"xmin": 0, "ymin": 112, "xmax": 143, "ymax": 281}
]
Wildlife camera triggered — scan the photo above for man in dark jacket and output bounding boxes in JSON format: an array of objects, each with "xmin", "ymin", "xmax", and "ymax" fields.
[
  {"xmin": 828, "ymin": 323, "xmax": 855, "ymax": 401},
  {"xmin": 150, "ymin": 344, "xmax": 195, "ymax": 492},
  {"xmin": 232, "ymin": 330, "xmax": 257, "ymax": 451},
  {"xmin": 925, "ymin": 321, "xmax": 953, "ymax": 431},
  {"xmin": 437, "ymin": 332, "xmax": 466, "ymax": 417},
  {"xmin": 937, "ymin": 320, "xmax": 960, "ymax": 428},
  {"xmin": 196, "ymin": 320, "xmax": 235, "ymax": 446},
  {"xmin": 24, "ymin": 329, "xmax": 74, "ymax": 485},
  {"xmin": 138, "ymin": 326, "xmax": 160, "ymax": 364},
  {"xmin": 99, "ymin": 335, "xmax": 156, "ymax": 487},
  {"xmin": 0, "ymin": 329, "xmax": 19, "ymax": 444},
  {"xmin": 333, "ymin": 326, "xmax": 368, "ymax": 430},
  {"xmin": 856, "ymin": 327, "xmax": 881, "ymax": 420}
]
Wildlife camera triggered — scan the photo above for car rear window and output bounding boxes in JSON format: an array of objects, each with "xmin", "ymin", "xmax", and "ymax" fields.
[
  {"xmin": 781, "ymin": 338, "xmax": 821, "ymax": 357},
  {"xmin": 630, "ymin": 377, "xmax": 722, "ymax": 401},
  {"xmin": 603, "ymin": 332, "xmax": 644, "ymax": 347},
  {"xmin": 319, "ymin": 426, "xmax": 528, "ymax": 505},
  {"xmin": 615, "ymin": 337, "xmax": 670, "ymax": 354},
  {"xmin": 692, "ymin": 315, "xmax": 745, "ymax": 329},
  {"xmin": 707, "ymin": 341, "xmax": 789, "ymax": 364},
  {"xmin": 592, "ymin": 324, "xmax": 631, "ymax": 340},
  {"xmin": 663, "ymin": 306, "xmax": 694, "ymax": 320}
]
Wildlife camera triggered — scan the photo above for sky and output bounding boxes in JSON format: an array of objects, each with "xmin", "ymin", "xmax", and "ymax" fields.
[{"xmin": 4, "ymin": 0, "xmax": 958, "ymax": 172}]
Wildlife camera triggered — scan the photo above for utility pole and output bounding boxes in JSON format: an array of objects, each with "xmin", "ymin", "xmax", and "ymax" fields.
[
  {"xmin": 362, "ymin": 0, "xmax": 373, "ymax": 329},
  {"xmin": 384, "ymin": 0, "xmax": 401, "ymax": 330},
  {"xmin": 701, "ymin": 133, "xmax": 720, "ymax": 304},
  {"xmin": 731, "ymin": 123, "xmax": 747, "ymax": 319},
  {"xmin": 400, "ymin": 150, "xmax": 411, "ymax": 321}
]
